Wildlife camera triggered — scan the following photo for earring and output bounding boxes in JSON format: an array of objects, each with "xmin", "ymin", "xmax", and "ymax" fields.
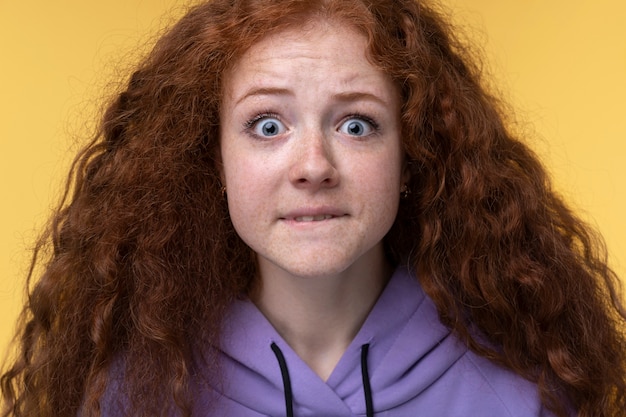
[
  {"xmin": 400, "ymin": 184, "xmax": 410, "ymax": 199},
  {"xmin": 220, "ymin": 186, "xmax": 227, "ymax": 198}
]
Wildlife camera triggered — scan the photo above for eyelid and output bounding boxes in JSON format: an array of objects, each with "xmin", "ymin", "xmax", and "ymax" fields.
[
  {"xmin": 338, "ymin": 113, "xmax": 380, "ymax": 136},
  {"xmin": 243, "ymin": 112, "xmax": 282, "ymax": 129},
  {"xmin": 242, "ymin": 111, "xmax": 380, "ymax": 138},
  {"xmin": 243, "ymin": 112, "xmax": 288, "ymax": 139}
]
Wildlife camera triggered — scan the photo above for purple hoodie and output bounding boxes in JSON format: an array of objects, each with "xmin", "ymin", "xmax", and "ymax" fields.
[{"xmin": 182, "ymin": 266, "xmax": 557, "ymax": 416}]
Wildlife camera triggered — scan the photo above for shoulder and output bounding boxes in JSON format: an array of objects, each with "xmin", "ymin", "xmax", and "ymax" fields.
[
  {"xmin": 446, "ymin": 349, "xmax": 557, "ymax": 417},
  {"xmin": 359, "ymin": 267, "xmax": 561, "ymax": 416}
]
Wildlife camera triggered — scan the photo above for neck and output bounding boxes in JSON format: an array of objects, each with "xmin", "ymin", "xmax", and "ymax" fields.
[{"xmin": 252, "ymin": 246, "xmax": 392, "ymax": 381}]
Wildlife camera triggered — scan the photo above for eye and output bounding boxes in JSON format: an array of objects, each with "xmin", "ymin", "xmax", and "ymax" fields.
[
  {"xmin": 338, "ymin": 116, "xmax": 377, "ymax": 137},
  {"xmin": 247, "ymin": 114, "xmax": 286, "ymax": 138}
]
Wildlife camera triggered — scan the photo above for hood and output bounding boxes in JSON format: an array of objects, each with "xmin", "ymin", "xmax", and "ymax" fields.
[{"xmin": 193, "ymin": 266, "xmax": 469, "ymax": 416}]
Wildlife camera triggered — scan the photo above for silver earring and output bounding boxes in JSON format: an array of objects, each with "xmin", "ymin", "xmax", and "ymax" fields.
[
  {"xmin": 220, "ymin": 186, "xmax": 227, "ymax": 198},
  {"xmin": 400, "ymin": 184, "xmax": 410, "ymax": 199}
]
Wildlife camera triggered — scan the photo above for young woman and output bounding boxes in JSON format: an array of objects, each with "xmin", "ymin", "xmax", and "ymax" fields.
[{"xmin": 2, "ymin": 0, "xmax": 625, "ymax": 416}]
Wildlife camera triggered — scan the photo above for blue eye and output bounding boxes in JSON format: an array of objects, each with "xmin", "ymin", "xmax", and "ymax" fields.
[
  {"xmin": 250, "ymin": 116, "xmax": 285, "ymax": 138},
  {"xmin": 339, "ymin": 116, "xmax": 376, "ymax": 137}
]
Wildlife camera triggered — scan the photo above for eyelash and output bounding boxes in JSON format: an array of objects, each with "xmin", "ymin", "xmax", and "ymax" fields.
[
  {"xmin": 243, "ymin": 111, "xmax": 281, "ymax": 130},
  {"xmin": 341, "ymin": 113, "xmax": 380, "ymax": 132},
  {"xmin": 241, "ymin": 111, "xmax": 380, "ymax": 136}
]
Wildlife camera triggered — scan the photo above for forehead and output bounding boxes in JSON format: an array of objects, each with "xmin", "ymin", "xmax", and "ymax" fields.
[
  {"xmin": 222, "ymin": 20, "xmax": 392, "ymax": 97},
  {"xmin": 248, "ymin": 20, "xmax": 365, "ymax": 56}
]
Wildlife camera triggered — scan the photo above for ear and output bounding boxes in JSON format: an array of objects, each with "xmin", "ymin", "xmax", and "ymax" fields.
[
  {"xmin": 215, "ymin": 143, "xmax": 226, "ymax": 186},
  {"xmin": 401, "ymin": 154, "xmax": 411, "ymax": 186}
]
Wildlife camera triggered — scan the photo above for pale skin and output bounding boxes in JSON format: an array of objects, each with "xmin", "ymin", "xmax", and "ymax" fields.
[{"xmin": 219, "ymin": 20, "xmax": 407, "ymax": 381}]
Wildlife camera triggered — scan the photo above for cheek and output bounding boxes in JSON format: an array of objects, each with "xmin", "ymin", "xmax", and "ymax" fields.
[
  {"xmin": 365, "ymin": 153, "xmax": 404, "ymax": 218},
  {"xmin": 225, "ymin": 188, "xmax": 266, "ymax": 251},
  {"xmin": 221, "ymin": 150, "xmax": 251, "ymax": 218},
  {"xmin": 222, "ymin": 159, "xmax": 274, "ymax": 242},
  {"xmin": 374, "ymin": 181, "xmax": 402, "ymax": 223},
  {"xmin": 226, "ymin": 178, "xmax": 264, "ymax": 221},
  {"xmin": 359, "ymin": 151, "xmax": 403, "ymax": 194},
  {"xmin": 222, "ymin": 146, "xmax": 260, "ymax": 197}
]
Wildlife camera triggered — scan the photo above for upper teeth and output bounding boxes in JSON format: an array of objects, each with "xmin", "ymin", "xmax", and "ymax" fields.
[{"xmin": 295, "ymin": 215, "xmax": 333, "ymax": 222}]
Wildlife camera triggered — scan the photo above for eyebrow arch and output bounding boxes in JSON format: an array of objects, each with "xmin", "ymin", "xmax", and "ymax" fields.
[
  {"xmin": 235, "ymin": 87, "xmax": 293, "ymax": 105},
  {"xmin": 332, "ymin": 91, "xmax": 388, "ymax": 106},
  {"xmin": 235, "ymin": 88, "xmax": 388, "ymax": 107}
]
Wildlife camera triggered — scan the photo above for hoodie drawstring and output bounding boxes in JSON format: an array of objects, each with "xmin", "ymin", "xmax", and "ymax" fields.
[
  {"xmin": 360, "ymin": 343, "xmax": 374, "ymax": 417},
  {"xmin": 270, "ymin": 342, "xmax": 374, "ymax": 417},
  {"xmin": 271, "ymin": 342, "xmax": 294, "ymax": 417}
]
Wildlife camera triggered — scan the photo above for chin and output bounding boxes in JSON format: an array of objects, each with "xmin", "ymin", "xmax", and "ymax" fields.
[
  {"xmin": 277, "ymin": 255, "xmax": 368, "ymax": 279},
  {"xmin": 285, "ymin": 265, "xmax": 350, "ymax": 279}
]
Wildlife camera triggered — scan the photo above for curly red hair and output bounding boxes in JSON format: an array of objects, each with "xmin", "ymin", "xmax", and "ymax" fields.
[{"xmin": 2, "ymin": 0, "xmax": 625, "ymax": 416}]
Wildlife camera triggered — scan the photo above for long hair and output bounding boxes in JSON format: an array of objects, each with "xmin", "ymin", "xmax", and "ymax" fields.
[{"xmin": 3, "ymin": 0, "xmax": 625, "ymax": 416}]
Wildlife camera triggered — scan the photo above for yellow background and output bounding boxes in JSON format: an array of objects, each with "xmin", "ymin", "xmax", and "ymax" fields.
[{"xmin": 2, "ymin": 1, "xmax": 625, "ymax": 354}]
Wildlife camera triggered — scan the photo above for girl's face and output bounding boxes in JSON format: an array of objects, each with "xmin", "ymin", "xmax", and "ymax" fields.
[{"xmin": 219, "ymin": 20, "xmax": 406, "ymax": 280}]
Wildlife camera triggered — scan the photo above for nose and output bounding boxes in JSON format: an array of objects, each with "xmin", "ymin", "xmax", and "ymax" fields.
[{"xmin": 288, "ymin": 130, "xmax": 339, "ymax": 190}]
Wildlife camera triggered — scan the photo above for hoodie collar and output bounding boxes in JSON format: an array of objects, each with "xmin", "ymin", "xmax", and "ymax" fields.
[{"xmin": 196, "ymin": 266, "xmax": 466, "ymax": 416}]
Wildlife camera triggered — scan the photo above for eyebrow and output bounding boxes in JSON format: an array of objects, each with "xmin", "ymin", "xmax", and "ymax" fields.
[
  {"xmin": 235, "ymin": 87, "xmax": 293, "ymax": 105},
  {"xmin": 235, "ymin": 88, "xmax": 388, "ymax": 107},
  {"xmin": 331, "ymin": 91, "xmax": 388, "ymax": 107}
]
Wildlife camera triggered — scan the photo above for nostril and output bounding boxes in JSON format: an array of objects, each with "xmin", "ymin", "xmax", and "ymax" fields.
[{"xmin": 288, "ymin": 143, "xmax": 339, "ymax": 189}]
